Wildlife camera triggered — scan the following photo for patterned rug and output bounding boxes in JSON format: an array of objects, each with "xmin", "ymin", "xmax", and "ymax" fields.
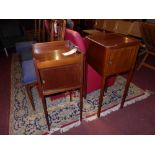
[{"xmin": 9, "ymin": 55, "xmax": 150, "ymax": 135}]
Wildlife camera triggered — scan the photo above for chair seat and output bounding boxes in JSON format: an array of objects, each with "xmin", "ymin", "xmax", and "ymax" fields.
[{"xmin": 22, "ymin": 60, "xmax": 37, "ymax": 84}]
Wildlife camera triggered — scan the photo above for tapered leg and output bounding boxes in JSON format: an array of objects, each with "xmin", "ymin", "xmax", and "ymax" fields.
[
  {"xmin": 120, "ymin": 69, "xmax": 134, "ymax": 109},
  {"xmin": 41, "ymin": 96, "xmax": 50, "ymax": 131},
  {"xmin": 69, "ymin": 91, "xmax": 72, "ymax": 102},
  {"xmin": 83, "ymin": 57, "xmax": 87, "ymax": 99},
  {"xmin": 97, "ymin": 76, "xmax": 106, "ymax": 118},
  {"xmin": 25, "ymin": 84, "xmax": 35, "ymax": 111},
  {"xmin": 80, "ymin": 87, "xmax": 83, "ymax": 121}
]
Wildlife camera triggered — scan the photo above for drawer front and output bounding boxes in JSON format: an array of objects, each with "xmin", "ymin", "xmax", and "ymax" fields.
[
  {"xmin": 105, "ymin": 46, "xmax": 138, "ymax": 75},
  {"xmin": 39, "ymin": 64, "xmax": 82, "ymax": 91}
]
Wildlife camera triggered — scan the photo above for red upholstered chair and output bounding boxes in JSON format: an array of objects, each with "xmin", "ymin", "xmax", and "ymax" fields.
[{"xmin": 64, "ymin": 28, "xmax": 116, "ymax": 93}]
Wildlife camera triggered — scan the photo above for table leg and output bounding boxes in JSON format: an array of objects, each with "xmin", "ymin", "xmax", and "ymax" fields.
[
  {"xmin": 69, "ymin": 91, "xmax": 72, "ymax": 101},
  {"xmin": 80, "ymin": 87, "xmax": 83, "ymax": 121},
  {"xmin": 120, "ymin": 69, "xmax": 134, "ymax": 109},
  {"xmin": 83, "ymin": 56, "xmax": 87, "ymax": 99},
  {"xmin": 41, "ymin": 96, "xmax": 50, "ymax": 131},
  {"xmin": 97, "ymin": 76, "xmax": 106, "ymax": 118}
]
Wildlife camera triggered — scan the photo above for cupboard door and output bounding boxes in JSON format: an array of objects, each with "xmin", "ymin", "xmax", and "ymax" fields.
[
  {"xmin": 40, "ymin": 63, "xmax": 82, "ymax": 91},
  {"xmin": 106, "ymin": 46, "xmax": 138, "ymax": 75}
]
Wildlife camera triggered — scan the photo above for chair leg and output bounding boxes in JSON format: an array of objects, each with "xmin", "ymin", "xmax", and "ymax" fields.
[
  {"xmin": 137, "ymin": 51, "xmax": 149, "ymax": 70},
  {"xmin": 4, "ymin": 48, "xmax": 8, "ymax": 57},
  {"xmin": 25, "ymin": 84, "xmax": 35, "ymax": 111}
]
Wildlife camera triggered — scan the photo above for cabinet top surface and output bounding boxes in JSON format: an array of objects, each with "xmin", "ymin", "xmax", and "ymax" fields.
[
  {"xmin": 33, "ymin": 41, "xmax": 83, "ymax": 69},
  {"xmin": 33, "ymin": 41, "xmax": 82, "ymax": 62},
  {"xmin": 87, "ymin": 32, "xmax": 139, "ymax": 48}
]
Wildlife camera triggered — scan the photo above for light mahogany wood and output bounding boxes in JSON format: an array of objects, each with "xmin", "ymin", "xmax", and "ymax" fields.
[
  {"xmin": 86, "ymin": 32, "xmax": 140, "ymax": 117},
  {"xmin": 33, "ymin": 41, "xmax": 84, "ymax": 130}
]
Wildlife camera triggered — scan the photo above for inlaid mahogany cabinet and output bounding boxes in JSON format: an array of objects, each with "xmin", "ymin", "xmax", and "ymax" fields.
[
  {"xmin": 86, "ymin": 33, "xmax": 140, "ymax": 117},
  {"xmin": 33, "ymin": 41, "xmax": 84, "ymax": 131}
]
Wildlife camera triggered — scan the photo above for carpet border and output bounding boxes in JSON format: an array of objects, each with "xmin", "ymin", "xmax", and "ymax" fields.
[
  {"xmin": 46, "ymin": 91, "xmax": 150, "ymax": 134},
  {"xmin": 84, "ymin": 90, "xmax": 150, "ymax": 122}
]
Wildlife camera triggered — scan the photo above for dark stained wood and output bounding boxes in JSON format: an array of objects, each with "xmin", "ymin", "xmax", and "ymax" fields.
[
  {"xmin": 98, "ymin": 76, "xmax": 106, "ymax": 117},
  {"xmin": 34, "ymin": 19, "xmax": 45, "ymax": 42},
  {"xmin": 33, "ymin": 41, "xmax": 84, "ymax": 130},
  {"xmin": 86, "ymin": 32, "xmax": 140, "ymax": 117},
  {"xmin": 137, "ymin": 22, "xmax": 155, "ymax": 71}
]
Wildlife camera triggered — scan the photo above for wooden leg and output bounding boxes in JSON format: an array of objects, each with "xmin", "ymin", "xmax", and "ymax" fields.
[
  {"xmin": 120, "ymin": 69, "xmax": 134, "ymax": 109},
  {"xmin": 41, "ymin": 96, "xmax": 50, "ymax": 131},
  {"xmin": 137, "ymin": 51, "xmax": 148, "ymax": 70},
  {"xmin": 80, "ymin": 87, "xmax": 83, "ymax": 121},
  {"xmin": 83, "ymin": 58, "xmax": 87, "ymax": 99},
  {"xmin": 104, "ymin": 78, "xmax": 108, "ymax": 93},
  {"xmin": 69, "ymin": 91, "xmax": 72, "ymax": 102},
  {"xmin": 25, "ymin": 84, "xmax": 35, "ymax": 111},
  {"xmin": 97, "ymin": 76, "xmax": 106, "ymax": 118}
]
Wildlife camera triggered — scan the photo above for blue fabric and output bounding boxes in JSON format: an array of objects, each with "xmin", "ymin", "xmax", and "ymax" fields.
[
  {"xmin": 20, "ymin": 47, "xmax": 33, "ymax": 61},
  {"xmin": 16, "ymin": 41, "xmax": 35, "ymax": 53},
  {"xmin": 22, "ymin": 60, "xmax": 37, "ymax": 84}
]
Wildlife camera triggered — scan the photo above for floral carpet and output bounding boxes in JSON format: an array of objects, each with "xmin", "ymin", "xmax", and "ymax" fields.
[{"xmin": 9, "ymin": 55, "xmax": 150, "ymax": 135}]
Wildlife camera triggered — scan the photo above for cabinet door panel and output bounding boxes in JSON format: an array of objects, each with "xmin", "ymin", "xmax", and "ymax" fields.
[
  {"xmin": 106, "ymin": 46, "xmax": 137, "ymax": 75},
  {"xmin": 40, "ymin": 64, "xmax": 82, "ymax": 91}
]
